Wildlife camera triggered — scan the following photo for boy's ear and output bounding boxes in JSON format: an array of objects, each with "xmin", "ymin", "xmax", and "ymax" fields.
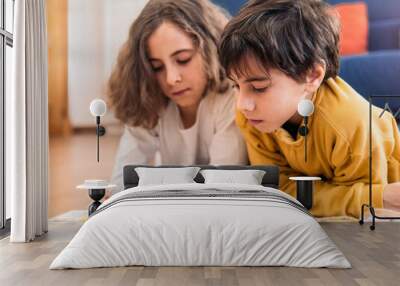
[{"xmin": 305, "ymin": 61, "xmax": 326, "ymax": 93}]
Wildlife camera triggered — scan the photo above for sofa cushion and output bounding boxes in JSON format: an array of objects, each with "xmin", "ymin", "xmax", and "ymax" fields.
[
  {"xmin": 333, "ymin": 2, "xmax": 368, "ymax": 55},
  {"xmin": 340, "ymin": 50, "xmax": 400, "ymax": 109},
  {"xmin": 327, "ymin": 0, "xmax": 400, "ymax": 22},
  {"xmin": 369, "ymin": 19, "xmax": 400, "ymax": 51}
]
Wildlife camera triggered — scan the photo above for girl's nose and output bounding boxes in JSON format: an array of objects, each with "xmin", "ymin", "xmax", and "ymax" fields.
[{"xmin": 166, "ymin": 66, "xmax": 182, "ymax": 86}]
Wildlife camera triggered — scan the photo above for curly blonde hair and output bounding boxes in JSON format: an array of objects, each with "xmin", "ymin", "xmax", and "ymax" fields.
[{"xmin": 107, "ymin": 0, "xmax": 230, "ymax": 129}]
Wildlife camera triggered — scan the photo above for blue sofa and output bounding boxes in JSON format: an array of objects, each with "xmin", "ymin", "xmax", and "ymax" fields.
[{"xmin": 214, "ymin": 0, "xmax": 400, "ymax": 110}]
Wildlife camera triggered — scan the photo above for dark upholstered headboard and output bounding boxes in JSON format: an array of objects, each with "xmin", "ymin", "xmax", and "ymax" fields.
[{"xmin": 123, "ymin": 165, "xmax": 280, "ymax": 190}]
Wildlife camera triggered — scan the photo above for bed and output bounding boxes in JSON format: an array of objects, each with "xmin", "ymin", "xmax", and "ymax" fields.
[{"xmin": 50, "ymin": 165, "xmax": 350, "ymax": 269}]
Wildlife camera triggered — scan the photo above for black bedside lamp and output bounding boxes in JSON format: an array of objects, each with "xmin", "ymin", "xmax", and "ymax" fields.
[
  {"xmin": 89, "ymin": 99, "xmax": 107, "ymax": 162},
  {"xmin": 297, "ymin": 98, "xmax": 314, "ymax": 163},
  {"xmin": 75, "ymin": 99, "xmax": 116, "ymax": 216}
]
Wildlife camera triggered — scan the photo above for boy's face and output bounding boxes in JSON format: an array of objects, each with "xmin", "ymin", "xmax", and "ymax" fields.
[{"xmin": 230, "ymin": 55, "xmax": 310, "ymax": 133}]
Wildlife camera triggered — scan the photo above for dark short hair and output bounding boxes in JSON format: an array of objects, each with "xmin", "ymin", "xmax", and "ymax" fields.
[{"xmin": 219, "ymin": 0, "xmax": 340, "ymax": 82}]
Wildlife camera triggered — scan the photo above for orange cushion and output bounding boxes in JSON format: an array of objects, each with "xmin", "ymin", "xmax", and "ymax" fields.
[{"xmin": 333, "ymin": 2, "xmax": 368, "ymax": 56}]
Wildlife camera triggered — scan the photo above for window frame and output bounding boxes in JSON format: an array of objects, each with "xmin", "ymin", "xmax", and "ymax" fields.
[{"xmin": 0, "ymin": 0, "xmax": 14, "ymax": 235}]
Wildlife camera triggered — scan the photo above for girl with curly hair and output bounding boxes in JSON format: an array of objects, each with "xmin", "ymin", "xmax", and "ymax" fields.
[{"xmin": 108, "ymin": 0, "xmax": 247, "ymax": 190}]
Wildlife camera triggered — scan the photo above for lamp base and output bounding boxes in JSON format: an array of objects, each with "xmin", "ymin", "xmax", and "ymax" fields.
[
  {"xmin": 289, "ymin": 177, "xmax": 321, "ymax": 210},
  {"xmin": 88, "ymin": 188, "xmax": 105, "ymax": 216},
  {"xmin": 296, "ymin": 180, "xmax": 313, "ymax": 210}
]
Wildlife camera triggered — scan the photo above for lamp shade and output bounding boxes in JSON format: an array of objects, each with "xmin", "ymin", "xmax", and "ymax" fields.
[
  {"xmin": 90, "ymin": 99, "xmax": 107, "ymax": 117},
  {"xmin": 297, "ymin": 99, "xmax": 314, "ymax": 117}
]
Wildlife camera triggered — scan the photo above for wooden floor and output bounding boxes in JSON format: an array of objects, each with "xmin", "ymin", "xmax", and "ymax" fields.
[
  {"xmin": 1, "ymin": 220, "xmax": 400, "ymax": 286},
  {"xmin": 49, "ymin": 130, "xmax": 121, "ymax": 217}
]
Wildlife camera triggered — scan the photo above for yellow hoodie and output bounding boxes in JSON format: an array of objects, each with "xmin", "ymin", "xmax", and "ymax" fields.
[{"xmin": 236, "ymin": 77, "xmax": 400, "ymax": 218}]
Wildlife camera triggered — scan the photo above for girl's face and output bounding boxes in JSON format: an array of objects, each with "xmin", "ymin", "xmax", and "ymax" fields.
[{"xmin": 147, "ymin": 21, "xmax": 208, "ymax": 111}]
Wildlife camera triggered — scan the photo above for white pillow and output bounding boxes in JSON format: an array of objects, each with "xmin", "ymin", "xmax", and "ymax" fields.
[
  {"xmin": 135, "ymin": 167, "xmax": 201, "ymax": 186},
  {"xmin": 200, "ymin": 169, "xmax": 266, "ymax": 185}
]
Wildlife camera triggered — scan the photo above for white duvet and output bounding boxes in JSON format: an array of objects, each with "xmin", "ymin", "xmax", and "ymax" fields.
[{"xmin": 50, "ymin": 183, "xmax": 351, "ymax": 269}]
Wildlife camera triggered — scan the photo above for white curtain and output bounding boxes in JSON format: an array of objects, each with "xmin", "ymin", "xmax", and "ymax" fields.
[{"xmin": 9, "ymin": 0, "xmax": 49, "ymax": 242}]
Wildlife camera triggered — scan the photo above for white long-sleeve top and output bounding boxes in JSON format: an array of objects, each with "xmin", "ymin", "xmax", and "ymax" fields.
[{"xmin": 110, "ymin": 90, "xmax": 248, "ymax": 191}]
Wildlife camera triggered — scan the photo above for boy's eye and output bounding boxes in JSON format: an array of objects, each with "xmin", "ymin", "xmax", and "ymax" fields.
[{"xmin": 251, "ymin": 86, "xmax": 268, "ymax": 93}]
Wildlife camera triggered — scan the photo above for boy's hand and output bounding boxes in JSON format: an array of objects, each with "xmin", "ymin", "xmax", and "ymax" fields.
[{"xmin": 383, "ymin": 182, "xmax": 400, "ymax": 211}]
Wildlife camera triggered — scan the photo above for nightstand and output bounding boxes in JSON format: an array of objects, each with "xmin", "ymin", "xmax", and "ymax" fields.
[{"xmin": 77, "ymin": 180, "xmax": 116, "ymax": 216}]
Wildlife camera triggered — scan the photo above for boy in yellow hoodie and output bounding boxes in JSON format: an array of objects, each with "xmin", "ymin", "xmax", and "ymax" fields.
[{"xmin": 219, "ymin": 0, "xmax": 400, "ymax": 218}]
